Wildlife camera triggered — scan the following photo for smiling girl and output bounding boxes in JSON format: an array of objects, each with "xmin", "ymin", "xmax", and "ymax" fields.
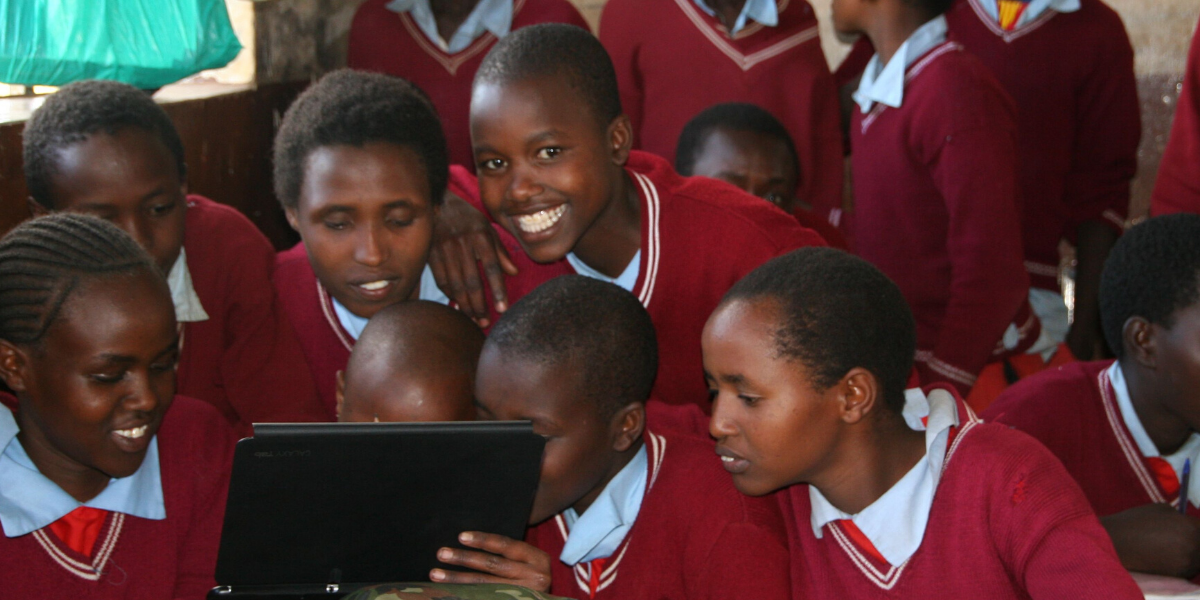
[{"xmin": 0, "ymin": 214, "xmax": 235, "ymax": 599}]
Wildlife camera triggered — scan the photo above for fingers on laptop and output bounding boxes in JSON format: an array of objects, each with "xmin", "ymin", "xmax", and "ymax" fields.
[{"xmin": 430, "ymin": 531, "xmax": 551, "ymax": 592}]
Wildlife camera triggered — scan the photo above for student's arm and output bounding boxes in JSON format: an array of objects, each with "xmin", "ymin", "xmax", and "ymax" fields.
[
  {"xmin": 1062, "ymin": 22, "xmax": 1138, "ymax": 360},
  {"xmin": 430, "ymin": 531, "xmax": 552, "ymax": 592},
  {"xmin": 922, "ymin": 92, "xmax": 1028, "ymax": 394},
  {"xmin": 993, "ymin": 438, "xmax": 1143, "ymax": 599},
  {"xmin": 597, "ymin": 0, "xmax": 644, "ymax": 147},
  {"xmin": 1100, "ymin": 504, "xmax": 1200, "ymax": 579},
  {"xmin": 789, "ymin": 45, "xmax": 846, "ymax": 219},
  {"xmin": 172, "ymin": 405, "xmax": 237, "ymax": 599}
]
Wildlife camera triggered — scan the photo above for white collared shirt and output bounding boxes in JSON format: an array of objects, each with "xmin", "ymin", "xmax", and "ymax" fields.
[
  {"xmin": 809, "ymin": 387, "xmax": 960, "ymax": 566},
  {"xmin": 1108, "ymin": 362, "xmax": 1200, "ymax": 506},
  {"xmin": 853, "ymin": 16, "xmax": 948, "ymax": 114},
  {"xmin": 976, "ymin": 0, "xmax": 1080, "ymax": 29},
  {"xmin": 567, "ymin": 250, "xmax": 641, "ymax": 293},
  {"xmin": 332, "ymin": 264, "xmax": 451, "ymax": 341},
  {"xmin": 0, "ymin": 409, "xmax": 165, "ymax": 537},
  {"xmin": 692, "ymin": 0, "xmax": 779, "ymax": 34},
  {"xmin": 166, "ymin": 248, "xmax": 209, "ymax": 323},
  {"xmin": 560, "ymin": 445, "xmax": 648, "ymax": 565},
  {"xmin": 386, "ymin": 0, "xmax": 513, "ymax": 53}
]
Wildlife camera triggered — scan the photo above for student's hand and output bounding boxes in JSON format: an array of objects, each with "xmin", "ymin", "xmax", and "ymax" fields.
[
  {"xmin": 1102, "ymin": 503, "xmax": 1200, "ymax": 578},
  {"xmin": 429, "ymin": 190, "xmax": 518, "ymax": 327},
  {"xmin": 430, "ymin": 531, "xmax": 551, "ymax": 592}
]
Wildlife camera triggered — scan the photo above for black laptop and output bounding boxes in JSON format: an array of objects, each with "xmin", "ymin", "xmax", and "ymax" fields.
[{"xmin": 208, "ymin": 421, "xmax": 545, "ymax": 599}]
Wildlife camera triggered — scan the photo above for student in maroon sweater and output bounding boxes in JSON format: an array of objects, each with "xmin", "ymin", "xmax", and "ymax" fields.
[
  {"xmin": 433, "ymin": 276, "xmax": 790, "ymax": 599},
  {"xmin": 704, "ymin": 248, "xmax": 1140, "ymax": 599},
  {"xmin": 836, "ymin": 0, "xmax": 1036, "ymax": 395},
  {"xmin": 1153, "ymin": 14, "xmax": 1200, "ymax": 217},
  {"xmin": 21, "ymin": 79, "xmax": 326, "ymax": 433},
  {"xmin": 985, "ymin": 214, "xmax": 1200, "ymax": 579},
  {"xmin": 336, "ymin": 300, "xmax": 483, "ymax": 423},
  {"xmin": 674, "ymin": 101, "xmax": 849, "ymax": 250},
  {"xmin": 347, "ymin": 0, "xmax": 588, "ymax": 169},
  {"xmin": 598, "ymin": 0, "xmax": 844, "ymax": 216},
  {"xmin": 0, "ymin": 214, "xmax": 234, "ymax": 599},
  {"xmin": 435, "ymin": 25, "xmax": 824, "ymax": 412}
]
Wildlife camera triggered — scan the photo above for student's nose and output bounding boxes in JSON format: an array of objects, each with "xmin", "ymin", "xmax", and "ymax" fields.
[
  {"xmin": 506, "ymin": 167, "xmax": 543, "ymax": 204},
  {"xmin": 354, "ymin": 223, "xmax": 388, "ymax": 267},
  {"xmin": 116, "ymin": 215, "xmax": 154, "ymax": 256},
  {"xmin": 708, "ymin": 394, "xmax": 738, "ymax": 439},
  {"xmin": 124, "ymin": 372, "xmax": 163, "ymax": 415}
]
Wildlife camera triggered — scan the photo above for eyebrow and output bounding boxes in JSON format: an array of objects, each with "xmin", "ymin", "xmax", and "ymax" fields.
[{"xmin": 139, "ymin": 186, "xmax": 170, "ymax": 203}]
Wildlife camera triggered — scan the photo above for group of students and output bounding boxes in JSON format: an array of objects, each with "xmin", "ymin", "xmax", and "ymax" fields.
[{"xmin": 0, "ymin": 0, "xmax": 1195, "ymax": 598}]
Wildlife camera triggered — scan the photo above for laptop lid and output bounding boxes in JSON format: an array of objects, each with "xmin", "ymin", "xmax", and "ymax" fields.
[{"xmin": 213, "ymin": 421, "xmax": 545, "ymax": 591}]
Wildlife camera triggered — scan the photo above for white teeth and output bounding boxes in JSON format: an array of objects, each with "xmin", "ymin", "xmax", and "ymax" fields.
[
  {"xmin": 721, "ymin": 456, "xmax": 734, "ymax": 463},
  {"xmin": 359, "ymin": 280, "xmax": 390, "ymax": 291},
  {"xmin": 514, "ymin": 205, "xmax": 567, "ymax": 234},
  {"xmin": 114, "ymin": 425, "xmax": 148, "ymax": 439}
]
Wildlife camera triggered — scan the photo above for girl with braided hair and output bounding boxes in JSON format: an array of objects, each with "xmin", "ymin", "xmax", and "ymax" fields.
[{"xmin": 0, "ymin": 213, "xmax": 234, "ymax": 599}]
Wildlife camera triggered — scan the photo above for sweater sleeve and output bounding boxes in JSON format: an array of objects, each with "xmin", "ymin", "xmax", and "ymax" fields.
[
  {"xmin": 598, "ymin": 0, "xmax": 645, "ymax": 149},
  {"xmin": 989, "ymin": 433, "xmax": 1142, "ymax": 600},
  {"xmin": 792, "ymin": 46, "xmax": 847, "ymax": 219},
  {"xmin": 172, "ymin": 404, "xmax": 236, "ymax": 600},
  {"xmin": 693, "ymin": 518, "xmax": 790, "ymax": 600},
  {"xmin": 1151, "ymin": 15, "xmax": 1200, "ymax": 216},
  {"xmin": 1062, "ymin": 11, "xmax": 1139, "ymax": 236},
  {"xmin": 216, "ymin": 223, "xmax": 329, "ymax": 427},
  {"xmin": 919, "ymin": 74, "xmax": 1029, "ymax": 394}
]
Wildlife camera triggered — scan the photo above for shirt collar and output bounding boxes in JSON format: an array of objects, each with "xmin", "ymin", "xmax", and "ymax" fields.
[
  {"xmin": 331, "ymin": 264, "xmax": 450, "ymax": 341},
  {"xmin": 386, "ymin": 0, "xmax": 513, "ymax": 53},
  {"xmin": 853, "ymin": 15, "xmax": 948, "ymax": 114},
  {"xmin": 976, "ymin": 0, "xmax": 1080, "ymax": 27},
  {"xmin": 692, "ymin": 0, "xmax": 779, "ymax": 34},
  {"xmin": 166, "ymin": 248, "xmax": 209, "ymax": 323},
  {"xmin": 559, "ymin": 444, "xmax": 648, "ymax": 566},
  {"xmin": 567, "ymin": 250, "xmax": 641, "ymax": 293},
  {"xmin": 809, "ymin": 387, "xmax": 959, "ymax": 566},
  {"xmin": 0, "ymin": 408, "xmax": 165, "ymax": 537},
  {"xmin": 1108, "ymin": 362, "xmax": 1200, "ymax": 502}
]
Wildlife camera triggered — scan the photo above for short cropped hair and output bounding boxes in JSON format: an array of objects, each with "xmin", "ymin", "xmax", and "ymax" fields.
[
  {"xmin": 486, "ymin": 275, "xmax": 657, "ymax": 418},
  {"xmin": 0, "ymin": 213, "xmax": 158, "ymax": 346},
  {"xmin": 722, "ymin": 248, "xmax": 915, "ymax": 413},
  {"xmin": 23, "ymin": 80, "xmax": 186, "ymax": 209},
  {"xmin": 273, "ymin": 69, "xmax": 449, "ymax": 209},
  {"xmin": 674, "ymin": 102, "xmax": 799, "ymax": 182},
  {"xmin": 1100, "ymin": 214, "xmax": 1200, "ymax": 359},
  {"xmin": 475, "ymin": 23, "xmax": 622, "ymax": 129}
]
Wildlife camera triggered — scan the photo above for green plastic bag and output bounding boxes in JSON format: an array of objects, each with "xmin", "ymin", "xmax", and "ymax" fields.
[{"xmin": 0, "ymin": 0, "xmax": 242, "ymax": 89}]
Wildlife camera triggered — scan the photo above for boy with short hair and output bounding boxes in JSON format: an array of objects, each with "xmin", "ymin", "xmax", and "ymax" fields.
[
  {"xmin": 984, "ymin": 214, "xmax": 1200, "ymax": 579},
  {"xmin": 704, "ymin": 248, "xmax": 1141, "ymax": 598},
  {"xmin": 597, "ymin": 0, "xmax": 844, "ymax": 216},
  {"xmin": 336, "ymin": 300, "xmax": 483, "ymax": 423},
  {"xmin": 835, "ymin": 0, "xmax": 1037, "ymax": 395},
  {"xmin": 435, "ymin": 275, "xmax": 789, "ymax": 599},
  {"xmin": 674, "ymin": 102, "xmax": 848, "ymax": 249},
  {"xmin": 22, "ymin": 79, "xmax": 327, "ymax": 432},
  {"xmin": 272, "ymin": 69, "xmax": 559, "ymax": 416},
  {"xmin": 347, "ymin": 0, "xmax": 588, "ymax": 169},
  {"xmin": 443, "ymin": 24, "xmax": 824, "ymax": 411}
]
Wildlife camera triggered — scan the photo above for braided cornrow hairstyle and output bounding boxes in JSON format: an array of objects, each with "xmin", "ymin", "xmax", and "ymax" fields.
[{"xmin": 0, "ymin": 213, "xmax": 158, "ymax": 346}]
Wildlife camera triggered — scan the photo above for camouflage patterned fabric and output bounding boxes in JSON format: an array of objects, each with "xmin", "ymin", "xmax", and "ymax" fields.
[{"xmin": 343, "ymin": 583, "xmax": 571, "ymax": 600}]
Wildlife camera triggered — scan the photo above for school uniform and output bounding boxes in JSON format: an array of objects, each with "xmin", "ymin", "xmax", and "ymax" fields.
[
  {"xmin": 599, "ymin": 0, "xmax": 844, "ymax": 217},
  {"xmin": 273, "ymin": 168, "xmax": 565, "ymax": 417},
  {"xmin": 526, "ymin": 430, "xmax": 790, "ymax": 600},
  {"xmin": 347, "ymin": 0, "xmax": 589, "ymax": 169},
  {"xmin": 1152, "ymin": 13, "xmax": 1200, "ymax": 216},
  {"xmin": 849, "ymin": 18, "xmax": 1035, "ymax": 395},
  {"xmin": 0, "ymin": 395, "xmax": 235, "ymax": 599},
  {"xmin": 459, "ymin": 151, "xmax": 825, "ymax": 410},
  {"xmin": 985, "ymin": 360, "xmax": 1200, "ymax": 520},
  {"xmin": 176, "ymin": 195, "xmax": 327, "ymax": 432},
  {"xmin": 781, "ymin": 385, "xmax": 1140, "ymax": 599},
  {"xmin": 945, "ymin": 0, "xmax": 1138, "ymax": 338}
]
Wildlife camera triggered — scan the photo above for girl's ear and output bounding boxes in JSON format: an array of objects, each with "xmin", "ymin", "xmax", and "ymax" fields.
[
  {"xmin": 611, "ymin": 401, "xmax": 646, "ymax": 453},
  {"xmin": 608, "ymin": 114, "xmax": 634, "ymax": 167},
  {"xmin": 0, "ymin": 340, "xmax": 31, "ymax": 393},
  {"xmin": 837, "ymin": 367, "xmax": 880, "ymax": 425}
]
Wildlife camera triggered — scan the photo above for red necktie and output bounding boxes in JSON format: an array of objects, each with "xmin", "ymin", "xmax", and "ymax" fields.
[
  {"xmin": 838, "ymin": 520, "xmax": 888, "ymax": 565},
  {"xmin": 47, "ymin": 506, "xmax": 108, "ymax": 557},
  {"xmin": 1145, "ymin": 457, "xmax": 1181, "ymax": 500},
  {"xmin": 587, "ymin": 557, "xmax": 608, "ymax": 598}
]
